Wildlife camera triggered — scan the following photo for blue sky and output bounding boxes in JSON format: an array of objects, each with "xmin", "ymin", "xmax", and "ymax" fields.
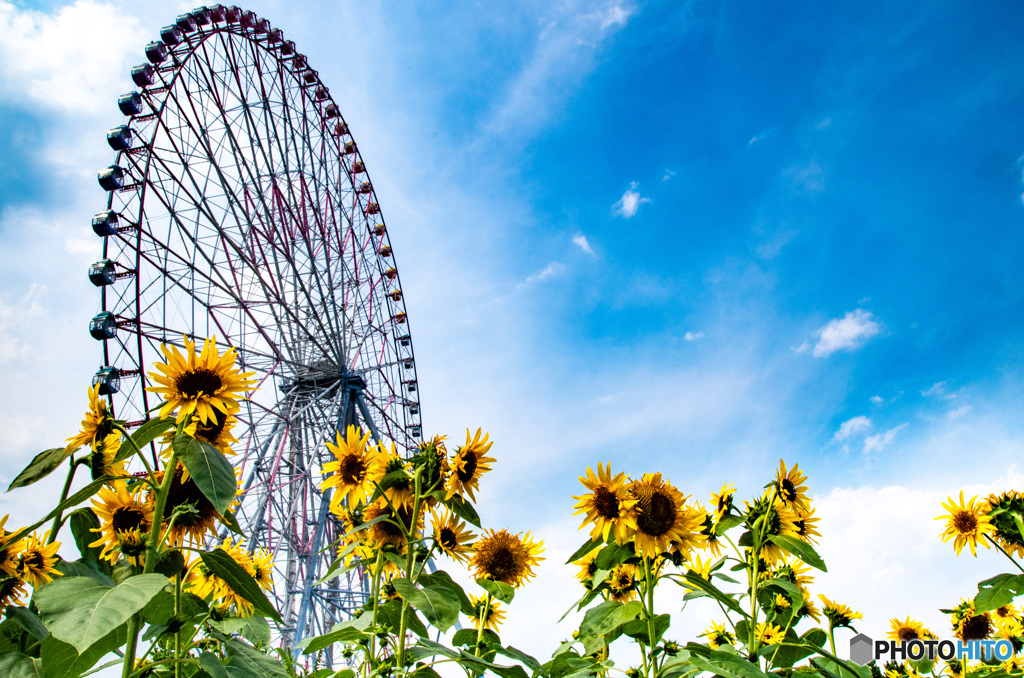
[{"xmin": 1, "ymin": 0, "xmax": 1024, "ymax": 662}]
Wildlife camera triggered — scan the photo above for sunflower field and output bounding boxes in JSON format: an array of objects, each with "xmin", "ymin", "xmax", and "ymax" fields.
[{"xmin": 0, "ymin": 334, "xmax": 1022, "ymax": 678}]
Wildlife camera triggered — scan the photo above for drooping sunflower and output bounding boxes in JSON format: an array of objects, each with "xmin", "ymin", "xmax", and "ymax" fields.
[
  {"xmin": 996, "ymin": 616, "xmax": 1023, "ymax": 641},
  {"xmin": 89, "ymin": 430, "xmax": 126, "ymax": 481},
  {"xmin": 1002, "ymin": 655, "xmax": 1024, "ymax": 673},
  {"xmin": 362, "ymin": 498, "xmax": 421, "ymax": 549},
  {"xmin": 792, "ymin": 506, "xmax": 821, "ymax": 544},
  {"xmin": 798, "ymin": 597, "xmax": 822, "ymax": 623},
  {"xmin": 91, "ymin": 481, "xmax": 154, "ymax": 565},
  {"xmin": 470, "ymin": 528, "xmax": 544, "ymax": 589},
  {"xmin": 682, "ymin": 553, "xmax": 713, "ymax": 590},
  {"xmin": 187, "ymin": 538, "xmax": 257, "ymax": 616},
  {"xmin": 17, "ymin": 532, "xmax": 61, "ymax": 588},
  {"xmin": 745, "ymin": 491, "xmax": 800, "ymax": 564},
  {"xmin": 694, "ymin": 503, "xmax": 723, "ymax": 558},
  {"xmin": 606, "ymin": 563, "xmax": 638, "ymax": 602},
  {"xmin": 884, "ymin": 661, "xmax": 921, "ymax": 678},
  {"xmin": 766, "ymin": 592, "xmax": 791, "ymax": 616},
  {"xmin": 469, "ymin": 594, "xmax": 506, "ymax": 633},
  {"xmin": 431, "ymin": 510, "xmax": 476, "ymax": 564},
  {"xmin": 368, "ymin": 442, "xmax": 414, "ymax": 509},
  {"xmin": 247, "ymin": 547, "xmax": 273, "ymax": 592},
  {"xmin": 710, "ymin": 484, "xmax": 736, "ymax": 523},
  {"xmin": 945, "ymin": 659, "xmax": 969, "ymax": 678},
  {"xmin": 573, "ymin": 462, "xmax": 637, "ymax": 544},
  {"xmin": 147, "ymin": 335, "xmax": 257, "ymax": 425},
  {"xmin": 0, "ymin": 516, "xmax": 25, "ymax": 577},
  {"xmin": 151, "ymin": 464, "xmax": 224, "ymax": 547},
  {"xmin": 0, "ymin": 576, "xmax": 28, "ymax": 608},
  {"xmin": 416, "ymin": 435, "xmax": 450, "ymax": 498},
  {"xmin": 769, "ymin": 557, "xmax": 815, "ymax": 591},
  {"xmin": 66, "ymin": 384, "xmax": 115, "ymax": 452},
  {"xmin": 703, "ymin": 621, "xmax": 735, "ymax": 650},
  {"xmin": 937, "ymin": 490, "xmax": 994, "ymax": 557},
  {"xmin": 754, "ymin": 621, "xmax": 785, "ymax": 646},
  {"xmin": 887, "ymin": 617, "xmax": 933, "ymax": 643},
  {"xmin": 185, "ymin": 408, "xmax": 240, "ymax": 457},
  {"xmin": 819, "ymin": 594, "xmax": 863, "ymax": 630},
  {"xmin": 446, "ymin": 428, "xmax": 495, "ymax": 502},
  {"xmin": 983, "ymin": 491, "xmax": 1024, "ymax": 558},
  {"xmin": 629, "ymin": 473, "xmax": 704, "ymax": 558},
  {"xmin": 950, "ymin": 599, "xmax": 992, "ymax": 641},
  {"xmin": 773, "ymin": 460, "xmax": 810, "ymax": 512},
  {"xmin": 322, "ymin": 425, "xmax": 377, "ymax": 509}
]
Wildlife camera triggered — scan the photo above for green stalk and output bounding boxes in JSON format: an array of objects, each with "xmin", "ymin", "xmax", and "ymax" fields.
[
  {"xmin": 474, "ymin": 593, "xmax": 492, "ymax": 660},
  {"xmin": 644, "ymin": 556, "xmax": 658, "ymax": 676},
  {"xmin": 122, "ymin": 616, "xmax": 140, "ymax": 678},
  {"xmin": 986, "ymin": 534, "xmax": 1024, "ymax": 574},
  {"xmin": 367, "ymin": 549, "xmax": 384, "ymax": 678},
  {"xmin": 828, "ymin": 624, "xmax": 837, "ymax": 659},
  {"xmin": 174, "ymin": 571, "xmax": 182, "ymax": 678},
  {"xmin": 46, "ymin": 454, "xmax": 78, "ymax": 545},
  {"xmin": 396, "ymin": 468, "xmax": 423, "ymax": 671}
]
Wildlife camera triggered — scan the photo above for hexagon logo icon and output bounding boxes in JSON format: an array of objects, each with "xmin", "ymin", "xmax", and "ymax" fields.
[{"xmin": 850, "ymin": 633, "xmax": 874, "ymax": 665}]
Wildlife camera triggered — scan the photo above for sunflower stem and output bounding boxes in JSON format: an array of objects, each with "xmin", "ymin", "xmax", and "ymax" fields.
[
  {"xmin": 368, "ymin": 549, "xmax": 384, "ymax": 678},
  {"xmin": 122, "ymin": 615, "xmax": 141, "ymax": 678},
  {"xmin": 474, "ymin": 592, "xmax": 492, "ymax": 661},
  {"xmin": 986, "ymin": 534, "xmax": 1024, "ymax": 574},
  {"xmin": 174, "ymin": 571, "xmax": 182, "ymax": 678},
  {"xmin": 112, "ymin": 422, "xmax": 156, "ymax": 477},
  {"xmin": 46, "ymin": 453, "xmax": 77, "ymax": 545},
  {"xmin": 396, "ymin": 467, "xmax": 424, "ymax": 673},
  {"xmin": 644, "ymin": 555, "xmax": 658, "ymax": 677},
  {"xmin": 828, "ymin": 624, "xmax": 837, "ymax": 660}
]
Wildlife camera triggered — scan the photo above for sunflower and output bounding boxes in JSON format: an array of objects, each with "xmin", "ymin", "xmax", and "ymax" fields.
[
  {"xmin": 793, "ymin": 506, "xmax": 821, "ymax": 544},
  {"xmin": 773, "ymin": 460, "xmax": 810, "ymax": 512},
  {"xmin": 1002, "ymin": 655, "xmax": 1024, "ymax": 673},
  {"xmin": 368, "ymin": 442, "xmax": 414, "ymax": 509},
  {"xmin": 247, "ymin": 547, "xmax": 273, "ymax": 592},
  {"xmin": 710, "ymin": 484, "xmax": 736, "ymax": 522},
  {"xmin": 951, "ymin": 600, "xmax": 992, "ymax": 641},
  {"xmin": 575, "ymin": 547, "xmax": 600, "ymax": 584},
  {"xmin": 606, "ymin": 563, "xmax": 638, "ymax": 602},
  {"xmin": 798, "ymin": 598, "xmax": 822, "ymax": 623},
  {"xmin": 994, "ymin": 603, "xmax": 1019, "ymax": 622},
  {"xmin": 416, "ymin": 435, "xmax": 449, "ymax": 496},
  {"xmin": 66, "ymin": 384, "xmax": 115, "ymax": 452},
  {"xmin": 151, "ymin": 464, "xmax": 224, "ymax": 546},
  {"xmin": 944, "ymin": 660, "xmax": 969, "ymax": 678},
  {"xmin": 470, "ymin": 528, "xmax": 544, "ymax": 589},
  {"xmin": 983, "ymin": 491, "xmax": 1024, "ymax": 558},
  {"xmin": 573, "ymin": 462, "xmax": 637, "ymax": 544},
  {"xmin": 887, "ymin": 617, "xmax": 933, "ymax": 643},
  {"xmin": 17, "ymin": 532, "xmax": 61, "ymax": 588},
  {"xmin": 997, "ymin": 616, "xmax": 1023, "ymax": 641},
  {"xmin": 446, "ymin": 429, "xmax": 495, "ymax": 502},
  {"xmin": 322, "ymin": 425, "xmax": 377, "ymax": 509},
  {"xmin": 703, "ymin": 621, "xmax": 735, "ymax": 650},
  {"xmin": 767, "ymin": 592, "xmax": 791, "ymax": 616},
  {"xmin": 147, "ymin": 335, "xmax": 257, "ymax": 426},
  {"xmin": 0, "ymin": 576, "xmax": 28, "ymax": 608},
  {"xmin": 184, "ymin": 408, "xmax": 240, "ymax": 457},
  {"xmin": 754, "ymin": 621, "xmax": 785, "ymax": 646},
  {"xmin": 629, "ymin": 473, "xmax": 704, "ymax": 558},
  {"xmin": 91, "ymin": 481, "xmax": 154, "ymax": 566},
  {"xmin": 682, "ymin": 554, "xmax": 713, "ymax": 589},
  {"xmin": 431, "ymin": 510, "xmax": 476, "ymax": 563},
  {"xmin": 89, "ymin": 430, "xmax": 126, "ymax": 481},
  {"xmin": 694, "ymin": 503, "xmax": 723, "ymax": 558},
  {"xmin": 745, "ymin": 491, "xmax": 800, "ymax": 563},
  {"xmin": 362, "ymin": 498, "xmax": 421, "ymax": 549},
  {"xmin": 0, "ymin": 516, "xmax": 25, "ymax": 577},
  {"xmin": 187, "ymin": 538, "xmax": 257, "ymax": 616},
  {"xmin": 819, "ymin": 594, "xmax": 862, "ymax": 630},
  {"xmin": 884, "ymin": 661, "xmax": 920, "ymax": 678},
  {"xmin": 469, "ymin": 594, "xmax": 506, "ymax": 632},
  {"xmin": 769, "ymin": 558, "xmax": 814, "ymax": 591},
  {"xmin": 937, "ymin": 491, "xmax": 994, "ymax": 557}
]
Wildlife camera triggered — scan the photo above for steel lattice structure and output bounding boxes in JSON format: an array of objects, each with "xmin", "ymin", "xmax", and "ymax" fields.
[{"xmin": 87, "ymin": 5, "xmax": 422, "ymax": 661}]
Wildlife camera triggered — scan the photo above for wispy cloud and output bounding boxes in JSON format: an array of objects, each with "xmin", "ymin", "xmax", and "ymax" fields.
[
  {"xmin": 662, "ymin": 168, "xmax": 676, "ymax": 181},
  {"xmin": 683, "ymin": 331, "xmax": 704, "ymax": 342},
  {"xmin": 785, "ymin": 161, "xmax": 826, "ymax": 193},
  {"xmin": 748, "ymin": 129, "xmax": 775, "ymax": 147},
  {"xmin": 864, "ymin": 423, "xmax": 909, "ymax": 453},
  {"xmin": 520, "ymin": 262, "xmax": 565, "ymax": 287},
  {"xmin": 612, "ymin": 181, "xmax": 650, "ymax": 218},
  {"xmin": 572, "ymin": 233, "xmax": 595, "ymax": 255},
  {"xmin": 833, "ymin": 415, "xmax": 872, "ymax": 443},
  {"xmin": 948, "ymin": 405, "xmax": 972, "ymax": 420},
  {"xmin": 921, "ymin": 381, "xmax": 957, "ymax": 399},
  {"xmin": 804, "ymin": 309, "xmax": 882, "ymax": 358}
]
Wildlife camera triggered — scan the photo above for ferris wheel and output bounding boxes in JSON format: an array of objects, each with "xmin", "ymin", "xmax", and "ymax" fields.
[{"xmin": 86, "ymin": 4, "xmax": 422, "ymax": 658}]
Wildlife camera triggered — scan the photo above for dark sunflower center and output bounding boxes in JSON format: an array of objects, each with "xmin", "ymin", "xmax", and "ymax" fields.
[
  {"xmin": 22, "ymin": 551, "xmax": 43, "ymax": 570},
  {"xmin": 614, "ymin": 572, "xmax": 630, "ymax": 588},
  {"xmin": 457, "ymin": 452, "xmax": 478, "ymax": 483},
  {"xmin": 961, "ymin": 614, "xmax": 991, "ymax": 640},
  {"xmin": 953, "ymin": 511, "xmax": 977, "ymax": 534},
  {"xmin": 635, "ymin": 490, "xmax": 677, "ymax": 537},
  {"xmin": 339, "ymin": 455, "xmax": 368, "ymax": 485},
  {"xmin": 483, "ymin": 545, "xmax": 519, "ymax": 581},
  {"xmin": 175, "ymin": 368, "xmax": 222, "ymax": 398},
  {"xmin": 593, "ymin": 486, "xmax": 620, "ymax": 519},
  {"xmin": 164, "ymin": 470, "xmax": 215, "ymax": 525},
  {"xmin": 0, "ymin": 577, "xmax": 19, "ymax": 600},
  {"xmin": 439, "ymin": 527, "xmax": 458, "ymax": 550},
  {"xmin": 780, "ymin": 478, "xmax": 797, "ymax": 502},
  {"xmin": 112, "ymin": 506, "xmax": 146, "ymax": 532},
  {"xmin": 897, "ymin": 627, "xmax": 920, "ymax": 641},
  {"xmin": 197, "ymin": 409, "xmax": 228, "ymax": 443}
]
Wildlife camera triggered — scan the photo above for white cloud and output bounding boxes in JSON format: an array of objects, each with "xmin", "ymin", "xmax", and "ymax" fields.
[
  {"xmin": 0, "ymin": 1, "xmax": 146, "ymax": 114},
  {"xmin": 832, "ymin": 415, "xmax": 872, "ymax": 443},
  {"xmin": 683, "ymin": 331, "xmax": 703, "ymax": 342},
  {"xmin": 816, "ymin": 117, "xmax": 833, "ymax": 131},
  {"xmin": 612, "ymin": 181, "xmax": 650, "ymax": 218},
  {"xmin": 870, "ymin": 395, "xmax": 884, "ymax": 404},
  {"xmin": 810, "ymin": 309, "xmax": 881, "ymax": 357},
  {"xmin": 922, "ymin": 381, "xmax": 957, "ymax": 399},
  {"xmin": 748, "ymin": 129, "xmax": 775, "ymax": 147},
  {"xmin": 522, "ymin": 262, "xmax": 565, "ymax": 286},
  {"xmin": 572, "ymin": 233, "xmax": 594, "ymax": 255},
  {"xmin": 948, "ymin": 405, "xmax": 973, "ymax": 421},
  {"xmin": 662, "ymin": 168, "xmax": 676, "ymax": 181},
  {"xmin": 864, "ymin": 423, "xmax": 909, "ymax": 453},
  {"xmin": 0, "ymin": 283, "xmax": 47, "ymax": 364},
  {"xmin": 785, "ymin": 161, "xmax": 826, "ymax": 193}
]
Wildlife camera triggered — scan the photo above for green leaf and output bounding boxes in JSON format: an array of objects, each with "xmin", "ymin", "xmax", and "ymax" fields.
[
  {"xmin": 5, "ymin": 606, "xmax": 47, "ymax": 640},
  {"xmin": 211, "ymin": 615, "xmax": 272, "ymax": 645},
  {"xmin": 0, "ymin": 653, "xmax": 43, "ymax": 678},
  {"xmin": 55, "ymin": 559, "xmax": 114, "ymax": 587},
  {"xmin": 477, "ymin": 578, "xmax": 515, "ymax": 604},
  {"xmin": 200, "ymin": 548, "xmax": 282, "ymax": 622},
  {"xmin": 595, "ymin": 542, "xmax": 634, "ymax": 571},
  {"xmin": 717, "ymin": 514, "xmax": 745, "ymax": 532},
  {"xmin": 566, "ymin": 538, "xmax": 600, "ymax": 564},
  {"xmin": 67, "ymin": 509, "xmax": 104, "ymax": 568},
  {"xmin": 457, "ymin": 650, "xmax": 531, "ymax": 678},
  {"xmin": 578, "ymin": 600, "xmax": 642, "ymax": 653},
  {"xmin": 300, "ymin": 614, "xmax": 372, "ymax": 653},
  {"xmin": 221, "ymin": 509, "xmax": 245, "ymax": 537},
  {"xmin": 559, "ymin": 586, "xmax": 601, "ymax": 623},
  {"xmin": 419, "ymin": 570, "xmax": 474, "ymax": 615},
  {"xmin": 495, "ymin": 644, "xmax": 545, "ymax": 674},
  {"xmin": 40, "ymin": 626, "xmax": 126, "ymax": 678},
  {"xmin": 392, "ymin": 578, "xmax": 460, "ymax": 631},
  {"xmin": 768, "ymin": 535, "xmax": 827, "ymax": 572},
  {"xmin": 621, "ymin": 613, "xmax": 670, "ymax": 644},
  {"xmin": 199, "ymin": 651, "xmax": 231, "ymax": 678},
  {"xmin": 975, "ymin": 573, "xmax": 1024, "ymax": 613},
  {"xmin": 174, "ymin": 433, "xmax": 237, "ymax": 515},
  {"xmin": 409, "ymin": 637, "xmax": 459, "ymax": 659},
  {"xmin": 7, "ymin": 448, "xmax": 71, "ymax": 491},
  {"xmin": 154, "ymin": 549, "xmax": 186, "ymax": 578},
  {"xmin": 446, "ymin": 492, "xmax": 481, "ymax": 528},
  {"xmin": 376, "ymin": 599, "xmax": 428, "ymax": 638},
  {"xmin": 115, "ymin": 416, "xmax": 175, "ymax": 462},
  {"xmin": 34, "ymin": 574, "xmax": 168, "ymax": 653},
  {"xmin": 678, "ymin": 572, "xmax": 746, "ymax": 616},
  {"xmin": 225, "ymin": 638, "xmax": 289, "ymax": 678},
  {"xmin": 452, "ymin": 627, "xmax": 499, "ymax": 648}
]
